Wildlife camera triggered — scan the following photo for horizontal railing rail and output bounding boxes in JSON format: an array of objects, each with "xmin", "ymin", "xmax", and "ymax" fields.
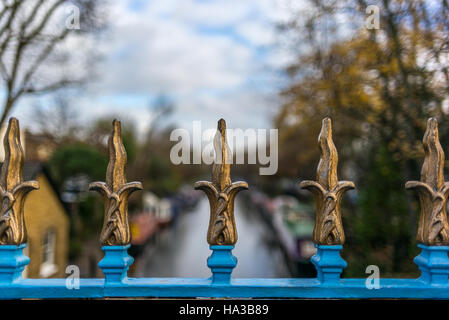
[{"xmin": 0, "ymin": 116, "xmax": 448, "ymax": 299}]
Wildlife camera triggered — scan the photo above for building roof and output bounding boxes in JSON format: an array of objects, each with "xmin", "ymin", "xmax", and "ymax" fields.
[{"xmin": 22, "ymin": 161, "xmax": 44, "ymax": 181}]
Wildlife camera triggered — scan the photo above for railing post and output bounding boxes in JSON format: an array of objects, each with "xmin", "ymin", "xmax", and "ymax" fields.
[
  {"xmin": 89, "ymin": 120, "xmax": 142, "ymax": 285},
  {"xmin": 406, "ymin": 118, "xmax": 449, "ymax": 285},
  {"xmin": 195, "ymin": 119, "xmax": 248, "ymax": 285},
  {"xmin": 207, "ymin": 245, "xmax": 237, "ymax": 285},
  {"xmin": 311, "ymin": 244, "xmax": 347, "ymax": 284},
  {"xmin": 0, "ymin": 118, "xmax": 38, "ymax": 285},
  {"xmin": 0, "ymin": 244, "xmax": 29, "ymax": 284},
  {"xmin": 300, "ymin": 118, "xmax": 353, "ymax": 284},
  {"xmin": 414, "ymin": 245, "xmax": 449, "ymax": 285},
  {"xmin": 98, "ymin": 245, "xmax": 134, "ymax": 284}
]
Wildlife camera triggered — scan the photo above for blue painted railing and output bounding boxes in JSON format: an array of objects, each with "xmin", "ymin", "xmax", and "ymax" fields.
[
  {"xmin": 0, "ymin": 117, "xmax": 448, "ymax": 299},
  {"xmin": 0, "ymin": 242, "xmax": 449, "ymax": 299}
]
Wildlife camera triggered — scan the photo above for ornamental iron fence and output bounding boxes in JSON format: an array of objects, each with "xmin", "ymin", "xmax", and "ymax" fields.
[{"xmin": 0, "ymin": 116, "xmax": 447, "ymax": 299}]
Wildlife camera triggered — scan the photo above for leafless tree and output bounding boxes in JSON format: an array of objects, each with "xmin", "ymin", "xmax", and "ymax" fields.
[{"xmin": 0, "ymin": 0, "xmax": 105, "ymax": 126}]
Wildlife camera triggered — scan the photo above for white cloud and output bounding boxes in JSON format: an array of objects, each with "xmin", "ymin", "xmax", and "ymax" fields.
[
  {"xmin": 236, "ymin": 21, "xmax": 275, "ymax": 46},
  {"xmin": 14, "ymin": 0, "xmax": 296, "ymax": 135},
  {"xmin": 93, "ymin": 1, "xmax": 257, "ymax": 96}
]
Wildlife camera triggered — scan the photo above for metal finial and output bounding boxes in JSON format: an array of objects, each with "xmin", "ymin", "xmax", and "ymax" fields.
[
  {"xmin": 300, "ymin": 117, "xmax": 355, "ymax": 245},
  {"xmin": 194, "ymin": 119, "xmax": 248, "ymax": 245},
  {"xmin": 406, "ymin": 118, "xmax": 449, "ymax": 245},
  {"xmin": 89, "ymin": 120, "xmax": 143, "ymax": 246},
  {"xmin": 0, "ymin": 118, "xmax": 39, "ymax": 245}
]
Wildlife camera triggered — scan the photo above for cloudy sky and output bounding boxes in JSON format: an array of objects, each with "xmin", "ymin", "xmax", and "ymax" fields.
[{"xmin": 13, "ymin": 0, "xmax": 298, "ymax": 135}]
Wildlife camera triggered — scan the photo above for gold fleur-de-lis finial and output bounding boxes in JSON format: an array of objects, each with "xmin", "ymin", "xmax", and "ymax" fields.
[
  {"xmin": 406, "ymin": 118, "xmax": 449, "ymax": 246},
  {"xmin": 89, "ymin": 120, "xmax": 143, "ymax": 246},
  {"xmin": 0, "ymin": 118, "xmax": 39, "ymax": 245},
  {"xmin": 300, "ymin": 118, "xmax": 355, "ymax": 245},
  {"xmin": 194, "ymin": 119, "xmax": 248, "ymax": 245}
]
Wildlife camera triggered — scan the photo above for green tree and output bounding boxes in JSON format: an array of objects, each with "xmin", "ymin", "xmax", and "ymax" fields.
[
  {"xmin": 48, "ymin": 143, "xmax": 108, "ymax": 259},
  {"xmin": 87, "ymin": 118, "xmax": 138, "ymax": 164},
  {"xmin": 277, "ymin": 0, "xmax": 449, "ymax": 276},
  {"xmin": 48, "ymin": 143, "xmax": 108, "ymax": 186}
]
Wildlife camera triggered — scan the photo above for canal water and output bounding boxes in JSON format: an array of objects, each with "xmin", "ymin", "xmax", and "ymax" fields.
[{"xmin": 135, "ymin": 198, "xmax": 290, "ymax": 278}]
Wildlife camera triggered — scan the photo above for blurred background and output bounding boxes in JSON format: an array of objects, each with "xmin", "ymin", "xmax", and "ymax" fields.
[{"xmin": 0, "ymin": 0, "xmax": 448, "ymax": 279}]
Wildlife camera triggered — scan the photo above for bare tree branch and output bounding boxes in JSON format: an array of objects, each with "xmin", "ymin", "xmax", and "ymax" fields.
[
  {"xmin": 0, "ymin": 0, "xmax": 20, "ymax": 39},
  {"xmin": 21, "ymin": 0, "xmax": 45, "ymax": 34},
  {"xmin": 23, "ymin": 0, "xmax": 65, "ymax": 42},
  {"xmin": 22, "ymin": 78, "xmax": 81, "ymax": 94},
  {"xmin": 0, "ymin": 1, "xmax": 21, "ymax": 65},
  {"xmin": 0, "ymin": 0, "xmax": 105, "ymax": 127},
  {"xmin": 18, "ymin": 28, "xmax": 71, "ymax": 97}
]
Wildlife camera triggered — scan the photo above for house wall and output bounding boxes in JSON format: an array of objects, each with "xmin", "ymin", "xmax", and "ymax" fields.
[{"xmin": 24, "ymin": 173, "xmax": 69, "ymax": 278}]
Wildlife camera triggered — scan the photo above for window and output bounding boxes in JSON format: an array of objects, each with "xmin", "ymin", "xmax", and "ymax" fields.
[{"xmin": 39, "ymin": 229, "xmax": 58, "ymax": 278}]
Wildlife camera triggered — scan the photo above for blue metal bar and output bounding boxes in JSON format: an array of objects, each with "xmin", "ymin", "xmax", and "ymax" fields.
[
  {"xmin": 99, "ymin": 245, "xmax": 134, "ymax": 285},
  {"xmin": 414, "ymin": 244, "xmax": 449, "ymax": 285},
  {"xmin": 0, "ymin": 243, "xmax": 447, "ymax": 299},
  {"xmin": 311, "ymin": 245, "xmax": 347, "ymax": 284},
  {"xmin": 207, "ymin": 245, "xmax": 237, "ymax": 285},
  {"xmin": 0, "ymin": 245, "xmax": 29, "ymax": 284},
  {"xmin": 0, "ymin": 277, "xmax": 448, "ymax": 299}
]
